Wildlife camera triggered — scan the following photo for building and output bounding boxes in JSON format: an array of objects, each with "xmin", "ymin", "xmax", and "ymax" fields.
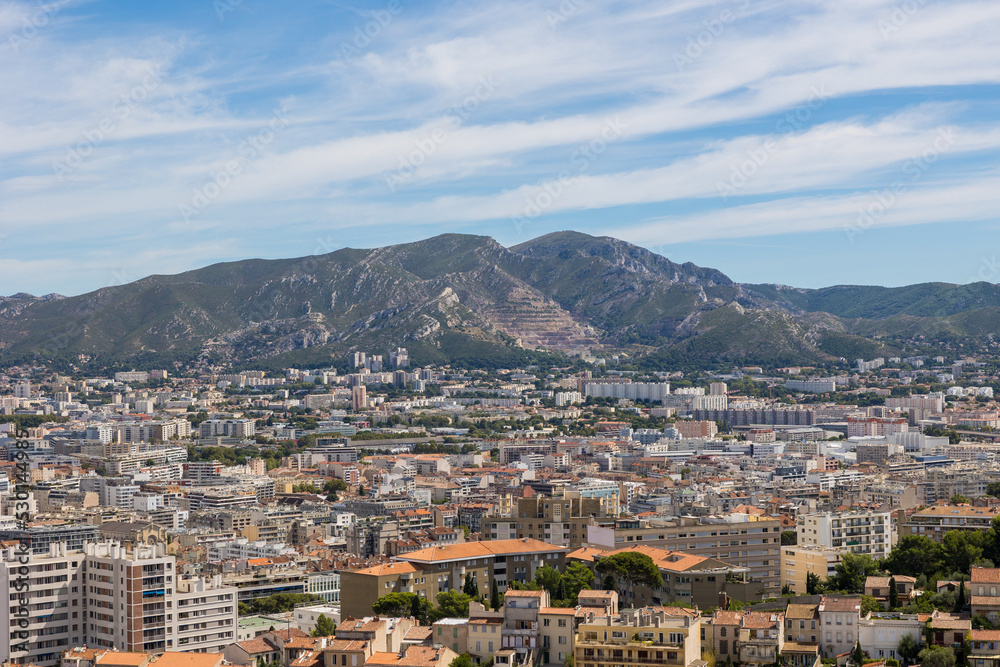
[
  {"xmin": 574, "ymin": 606, "xmax": 702, "ymax": 667},
  {"xmin": 339, "ymin": 539, "xmax": 567, "ymax": 620},
  {"xmin": 583, "ymin": 382, "xmax": 671, "ymax": 403},
  {"xmin": 816, "ymin": 596, "xmax": 862, "ymax": 658},
  {"xmin": 796, "ymin": 511, "xmax": 893, "ymax": 559},
  {"xmin": 673, "ymin": 421, "xmax": 718, "ymax": 439},
  {"xmin": 780, "ymin": 546, "xmax": 843, "ymax": 595},
  {"xmin": 483, "ymin": 494, "xmax": 604, "ymax": 548},
  {"xmin": 585, "ymin": 515, "xmax": 784, "ymax": 596},
  {"xmin": 857, "ymin": 612, "xmax": 925, "ymax": 662},
  {"xmin": 971, "ymin": 568, "xmax": 1000, "ymax": 623},
  {"xmin": 897, "ymin": 505, "xmax": 1000, "ymax": 543},
  {"xmin": 969, "ymin": 629, "xmax": 1000, "ymax": 667},
  {"xmin": 864, "ymin": 576, "xmax": 917, "ymax": 609},
  {"xmin": 569, "ymin": 544, "xmax": 760, "ymax": 609},
  {"xmin": 503, "ymin": 589, "xmax": 549, "ymax": 664}
]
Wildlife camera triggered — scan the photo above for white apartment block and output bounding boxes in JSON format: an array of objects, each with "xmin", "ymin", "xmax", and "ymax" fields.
[
  {"xmin": 114, "ymin": 371, "xmax": 149, "ymax": 383},
  {"xmin": 583, "ymin": 382, "xmax": 671, "ymax": 403},
  {"xmin": 797, "ymin": 511, "xmax": 894, "ymax": 559}
]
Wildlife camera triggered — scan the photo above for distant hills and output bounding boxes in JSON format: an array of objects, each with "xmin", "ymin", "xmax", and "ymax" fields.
[{"xmin": 1, "ymin": 231, "xmax": 996, "ymax": 373}]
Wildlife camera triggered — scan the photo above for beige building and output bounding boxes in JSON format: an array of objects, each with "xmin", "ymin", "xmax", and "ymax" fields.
[
  {"xmin": 483, "ymin": 494, "xmax": 605, "ymax": 549},
  {"xmin": 575, "ymin": 606, "xmax": 703, "ymax": 667},
  {"xmin": 897, "ymin": 504, "xmax": 1000, "ymax": 543},
  {"xmin": 585, "ymin": 515, "xmax": 784, "ymax": 596},
  {"xmin": 780, "ymin": 546, "xmax": 843, "ymax": 595},
  {"xmin": 339, "ymin": 539, "xmax": 567, "ymax": 620}
]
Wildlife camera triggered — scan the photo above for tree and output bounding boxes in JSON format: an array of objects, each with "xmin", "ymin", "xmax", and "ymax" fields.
[
  {"xmin": 955, "ymin": 581, "xmax": 967, "ymax": 612},
  {"xmin": 781, "ymin": 585, "xmax": 793, "ymax": 596},
  {"xmin": 781, "ymin": 531, "xmax": 798, "ymax": 546},
  {"xmin": 917, "ymin": 646, "xmax": 955, "ymax": 667},
  {"xmin": 827, "ymin": 553, "xmax": 880, "ymax": 594},
  {"xmin": 535, "ymin": 565, "xmax": 563, "ymax": 597},
  {"xmin": 490, "ymin": 579, "xmax": 501, "ymax": 611},
  {"xmin": 311, "ymin": 613, "xmax": 336, "ymax": 637},
  {"xmin": 860, "ymin": 595, "xmax": 882, "ymax": 616},
  {"xmin": 449, "ymin": 655, "xmax": 475, "ymax": 667},
  {"xmin": 897, "ymin": 633, "xmax": 920, "ymax": 665},
  {"xmin": 851, "ymin": 641, "xmax": 866, "ymax": 666},
  {"xmin": 889, "ymin": 577, "xmax": 899, "ymax": 610},
  {"xmin": 434, "ymin": 591, "xmax": 472, "ymax": 620},
  {"xmin": 563, "ymin": 562, "xmax": 595, "ymax": 600},
  {"xmin": 806, "ymin": 572, "xmax": 823, "ymax": 595},
  {"xmin": 883, "ymin": 536, "xmax": 946, "ymax": 578},
  {"xmin": 602, "ymin": 573, "xmax": 617, "ymax": 594},
  {"xmin": 463, "ymin": 572, "xmax": 478, "ymax": 598},
  {"xmin": 594, "ymin": 552, "xmax": 663, "ymax": 602},
  {"xmin": 943, "ymin": 530, "xmax": 986, "ymax": 573},
  {"xmin": 951, "ymin": 493, "xmax": 970, "ymax": 504},
  {"xmin": 987, "ymin": 482, "xmax": 1000, "ymax": 497},
  {"xmin": 374, "ymin": 592, "xmax": 430, "ymax": 621}
]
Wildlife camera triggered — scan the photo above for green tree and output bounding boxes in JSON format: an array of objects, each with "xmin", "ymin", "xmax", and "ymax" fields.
[
  {"xmin": 595, "ymin": 552, "xmax": 663, "ymax": 602},
  {"xmin": 563, "ymin": 562, "xmax": 595, "ymax": 600},
  {"xmin": 917, "ymin": 646, "xmax": 955, "ymax": 667},
  {"xmin": 987, "ymin": 482, "xmax": 1000, "ymax": 497},
  {"xmin": 434, "ymin": 591, "xmax": 473, "ymax": 620},
  {"xmin": 806, "ymin": 572, "xmax": 823, "ymax": 595},
  {"xmin": 897, "ymin": 633, "xmax": 920, "ymax": 665},
  {"xmin": 449, "ymin": 655, "xmax": 475, "ymax": 667},
  {"xmin": 883, "ymin": 536, "xmax": 946, "ymax": 578},
  {"xmin": 943, "ymin": 530, "xmax": 986, "ymax": 573},
  {"xmin": 535, "ymin": 565, "xmax": 563, "ymax": 597},
  {"xmin": 490, "ymin": 579, "xmax": 501, "ymax": 611},
  {"xmin": 851, "ymin": 641, "xmax": 866, "ymax": 666},
  {"xmin": 951, "ymin": 493, "xmax": 970, "ymax": 504},
  {"xmin": 374, "ymin": 592, "xmax": 429, "ymax": 620},
  {"xmin": 955, "ymin": 581, "xmax": 967, "ymax": 612},
  {"xmin": 781, "ymin": 531, "xmax": 798, "ymax": 546},
  {"xmin": 311, "ymin": 613, "xmax": 336, "ymax": 637},
  {"xmin": 860, "ymin": 595, "xmax": 882, "ymax": 616},
  {"xmin": 463, "ymin": 572, "xmax": 478, "ymax": 598},
  {"xmin": 827, "ymin": 553, "xmax": 880, "ymax": 594},
  {"xmin": 889, "ymin": 577, "xmax": 899, "ymax": 610},
  {"xmin": 602, "ymin": 573, "xmax": 617, "ymax": 593}
]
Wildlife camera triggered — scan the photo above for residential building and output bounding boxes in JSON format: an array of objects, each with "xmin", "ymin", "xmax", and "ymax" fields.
[
  {"xmin": 780, "ymin": 546, "xmax": 843, "ymax": 595},
  {"xmin": 972, "ymin": 568, "xmax": 1000, "ymax": 623},
  {"xmin": 857, "ymin": 612, "xmax": 925, "ymax": 661},
  {"xmin": 339, "ymin": 539, "xmax": 567, "ymax": 620},
  {"xmin": 817, "ymin": 596, "xmax": 862, "ymax": 659},
  {"xmin": 897, "ymin": 505, "xmax": 1000, "ymax": 543},
  {"xmin": 483, "ymin": 494, "xmax": 604, "ymax": 549},
  {"xmin": 574, "ymin": 606, "xmax": 702, "ymax": 667},
  {"xmin": 797, "ymin": 511, "xmax": 893, "ymax": 559}
]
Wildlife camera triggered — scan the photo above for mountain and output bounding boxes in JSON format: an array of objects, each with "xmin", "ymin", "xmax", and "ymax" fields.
[{"xmin": 0, "ymin": 232, "xmax": 996, "ymax": 373}]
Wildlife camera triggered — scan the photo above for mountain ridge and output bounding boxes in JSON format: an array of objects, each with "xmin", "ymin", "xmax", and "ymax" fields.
[{"xmin": 0, "ymin": 231, "xmax": 995, "ymax": 373}]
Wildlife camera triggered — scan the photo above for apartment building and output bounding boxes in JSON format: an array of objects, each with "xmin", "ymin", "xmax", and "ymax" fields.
[
  {"xmin": 797, "ymin": 511, "xmax": 893, "ymax": 559},
  {"xmin": 570, "ymin": 544, "xmax": 759, "ymax": 608},
  {"xmin": 780, "ymin": 546, "xmax": 843, "ymax": 595},
  {"xmin": 585, "ymin": 515, "xmax": 784, "ymax": 595},
  {"xmin": 857, "ymin": 611, "xmax": 924, "ymax": 662},
  {"xmin": 483, "ymin": 494, "xmax": 604, "ymax": 548},
  {"xmin": 339, "ymin": 539, "xmax": 567, "ymax": 620},
  {"xmin": 0, "ymin": 541, "xmax": 237, "ymax": 667},
  {"xmin": 0, "ymin": 542, "xmax": 86, "ymax": 667},
  {"xmin": 503, "ymin": 589, "xmax": 549, "ymax": 665},
  {"xmin": 897, "ymin": 504, "xmax": 1000, "ymax": 542},
  {"xmin": 573, "ymin": 606, "xmax": 701, "ymax": 667}
]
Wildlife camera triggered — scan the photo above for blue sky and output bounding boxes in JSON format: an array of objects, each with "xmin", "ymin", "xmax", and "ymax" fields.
[{"xmin": 1, "ymin": 0, "xmax": 999, "ymax": 295}]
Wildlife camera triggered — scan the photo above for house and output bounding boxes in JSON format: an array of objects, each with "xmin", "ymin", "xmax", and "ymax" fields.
[
  {"xmin": 817, "ymin": 597, "xmax": 862, "ymax": 659},
  {"xmin": 969, "ymin": 629, "xmax": 1000, "ymax": 667},
  {"xmin": 972, "ymin": 568, "xmax": 1000, "ymax": 623},
  {"xmin": 864, "ymin": 576, "xmax": 917, "ymax": 609},
  {"xmin": 225, "ymin": 638, "xmax": 283, "ymax": 667}
]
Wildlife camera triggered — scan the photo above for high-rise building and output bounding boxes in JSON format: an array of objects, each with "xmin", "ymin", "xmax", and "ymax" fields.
[{"xmin": 352, "ymin": 385, "xmax": 367, "ymax": 411}]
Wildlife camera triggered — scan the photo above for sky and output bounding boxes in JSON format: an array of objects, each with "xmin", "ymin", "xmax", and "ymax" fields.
[{"xmin": 1, "ymin": 0, "xmax": 999, "ymax": 296}]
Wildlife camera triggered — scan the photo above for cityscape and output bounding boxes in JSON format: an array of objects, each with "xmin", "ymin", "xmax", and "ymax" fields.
[{"xmin": 2, "ymin": 3, "xmax": 1000, "ymax": 667}]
